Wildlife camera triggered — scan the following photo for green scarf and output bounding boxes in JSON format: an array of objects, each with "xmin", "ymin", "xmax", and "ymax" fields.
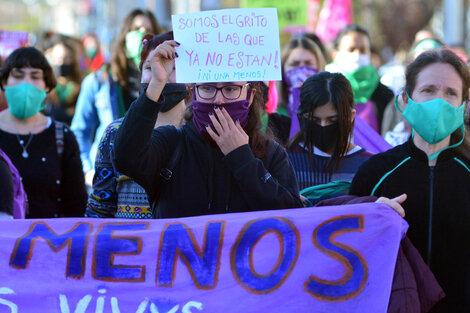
[{"xmin": 344, "ymin": 64, "xmax": 380, "ymax": 104}]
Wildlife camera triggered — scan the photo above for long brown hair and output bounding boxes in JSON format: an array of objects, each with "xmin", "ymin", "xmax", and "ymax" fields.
[
  {"xmin": 288, "ymin": 71, "xmax": 355, "ymax": 173},
  {"xmin": 405, "ymin": 48, "xmax": 470, "ymax": 160},
  {"xmin": 109, "ymin": 9, "xmax": 161, "ymax": 91}
]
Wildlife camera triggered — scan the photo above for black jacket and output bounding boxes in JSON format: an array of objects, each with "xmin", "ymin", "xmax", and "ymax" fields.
[
  {"xmin": 113, "ymin": 93, "xmax": 303, "ymax": 218},
  {"xmin": 350, "ymin": 139, "xmax": 470, "ymax": 312}
]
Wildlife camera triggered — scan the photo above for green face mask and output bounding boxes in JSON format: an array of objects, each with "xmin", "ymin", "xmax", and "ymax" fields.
[
  {"xmin": 125, "ymin": 29, "xmax": 145, "ymax": 68},
  {"xmin": 395, "ymin": 94, "xmax": 466, "ymax": 160},
  {"xmin": 344, "ymin": 64, "xmax": 380, "ymax": 104},
  {"xmin": 5, "ymin": 83, "xmax": 47, "ymax": 119}
]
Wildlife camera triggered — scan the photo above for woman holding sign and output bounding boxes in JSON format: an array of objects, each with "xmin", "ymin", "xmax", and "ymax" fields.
[
  {"xmin": 113, "ymin": 39, "xmax": 303, "ymax": 218},
  {"xmin": 350, "ymin": 49, "xmax": 470, "ymax": 311}
]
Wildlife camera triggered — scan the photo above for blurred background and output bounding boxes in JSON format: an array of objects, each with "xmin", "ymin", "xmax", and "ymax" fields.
[{"xmin": 0, "ymin": 0, "xmax": 466, "ymax": 63}]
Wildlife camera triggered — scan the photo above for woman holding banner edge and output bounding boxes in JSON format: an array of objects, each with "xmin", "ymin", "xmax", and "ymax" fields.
[
  {"xmin": 350, "ymin": 49, "xmax": 470, "ymax": 311},
  {"xmin": 113, "ymin": 39, "xmax": 303, "ymax": 217}
]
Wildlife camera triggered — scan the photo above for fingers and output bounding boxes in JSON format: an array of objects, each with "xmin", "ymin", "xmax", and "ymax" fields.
[
  {"xmin": 153, "ymin": 40, "xmax": 181, "ymax": 60},
  {"xmin": 206, "ymin": 124, "xmax": 219, "ymax": 142},
  {"xmin": 214, "ymin": 107, "xmax": 231, "ymax": 131},
  {"xmin": 391, "ymin": 193, "xmax": 407, "ymax": 204},
  {"xmin": 209, "ymin": 110, "xmax": 224, "ymax": 136},
  {"xmin": 376, "ymin": 196, "xmax": 406, "ymax": 218}
]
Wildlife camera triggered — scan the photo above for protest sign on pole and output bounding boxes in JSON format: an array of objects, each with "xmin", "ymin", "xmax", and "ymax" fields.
[
  {"xmin": 0, "ymin": 203, "xmax": 407, "ymax": 312},
  {"xmin": 172, "ymin": 8, "xmax": 282, "ymax": 83}
]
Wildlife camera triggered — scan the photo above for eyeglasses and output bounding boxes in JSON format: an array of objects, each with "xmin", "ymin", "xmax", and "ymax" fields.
[{"xmin": 195, "ymin": 83, "xmax": 250, "ymax": 100}]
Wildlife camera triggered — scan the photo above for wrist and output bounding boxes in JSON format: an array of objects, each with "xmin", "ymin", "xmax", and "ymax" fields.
[{"xmin": 146, "ymin": 80, "xmax": 166, "ymax": 102}]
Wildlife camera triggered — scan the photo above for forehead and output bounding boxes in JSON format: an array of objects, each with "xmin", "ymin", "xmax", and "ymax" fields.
[
  {"xmin": 415, "ymin": 62, "xmax": 462, "ymax": 91},
  {"xmin": 312, "ymin": 102, "xmax": 337, "ymax": 117},
  {"xmin": 338, "ymin": 32, "xmax": 370, "ymax": 49},
  {"xmin": 287, "ymin": 47, "xmax": 317, "ymax": 62},
  {"xmin": 132, "ymin": 15, "xmax": 152, "ymax": 30}
]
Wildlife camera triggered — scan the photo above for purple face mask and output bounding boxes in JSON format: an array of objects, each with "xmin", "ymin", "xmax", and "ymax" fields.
[
  {"xmin": 283, "ymin": 65, "xmax": 318, "ymax": 138},
  {"xmin": 192, "ymin": 89, "xmax": 252, "ymax": 138}
]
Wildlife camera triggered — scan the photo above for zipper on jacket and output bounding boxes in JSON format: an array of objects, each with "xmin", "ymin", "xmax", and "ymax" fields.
[{"xmin": 427, "ymin": 167, "xmax": 434, "ymax": 266}]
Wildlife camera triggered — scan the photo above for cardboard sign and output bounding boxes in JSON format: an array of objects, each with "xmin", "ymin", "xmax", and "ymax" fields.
[
  {"xmin": 172, "ymin": 8, "xmax": 282, "ymax": 83},
  {"xmin": 0, "ymin": 203, "xmax": 407, "ymax": 312}
]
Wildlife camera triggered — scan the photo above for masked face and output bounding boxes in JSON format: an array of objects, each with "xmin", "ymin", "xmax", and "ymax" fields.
[
  {"xmin": 334, "ymin": 31, "xmax": 371, "ymax": 73},
  {"xmin": 5, "ymin": 83, "xmax": 47, "ymax": 119},
  {"xmin": 192, "ymin": 82, "xmax": 253, "ymax": 137},
  {"xmin": 284, "ymin": 47, "xmax": 319, "ymax": 73}
]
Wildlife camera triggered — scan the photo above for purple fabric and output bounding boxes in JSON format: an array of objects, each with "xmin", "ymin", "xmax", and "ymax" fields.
[
  {"xmin": 192, "ymin": 91, "xmax": 251, "ymax": 137},
  {"xmin": 356, "ymin": 100, "xmax": 379, "ymax": 133},
  {"xmin": 0, "ymin": 203, "xmax": 407, "ymax": 312},
  {"xmin": 353, "ymin": 115, "xmax": 392, "ymax": 154},
  {"xmin": 284, "ymin": 65, "xmax": 318, "ymax": 138},
  {"xmin": 0, "ymin": 148, "xmax": 26, "ymax": 219}
]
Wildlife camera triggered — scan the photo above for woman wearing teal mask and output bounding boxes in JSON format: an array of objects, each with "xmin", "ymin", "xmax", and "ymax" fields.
[
  {"xmin": 0, "ymin": 47, "xmax": 87, "ymax": 218},
  {"xmin": 350, "ymin": 49, "xmax": 470, "ymax": 311},
  {"xmin": 71, "ymin": 8, "xmax": 161, "ymax": 188}
]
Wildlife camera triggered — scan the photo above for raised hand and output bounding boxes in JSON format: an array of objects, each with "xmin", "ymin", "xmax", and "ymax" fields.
[
  {"xmin": 146, "ymin": 40, "xmax": 180, "ymax": 101},
  {"xmin": 206, "ymin": 107, "xmax": 249, "ymax": 155}
]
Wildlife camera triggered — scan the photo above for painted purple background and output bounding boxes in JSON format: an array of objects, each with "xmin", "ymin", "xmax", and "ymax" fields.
[{"xmin": 0, "ymin": 203, "xmax": 407, "ymax": 313}]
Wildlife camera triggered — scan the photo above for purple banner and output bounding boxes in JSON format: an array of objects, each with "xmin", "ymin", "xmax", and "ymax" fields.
[{"xmin": 0, "ymin": 204, "xmax": 407, "ymax": 313}]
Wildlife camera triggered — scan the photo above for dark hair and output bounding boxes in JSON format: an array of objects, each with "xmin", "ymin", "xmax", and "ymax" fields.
[
  {"xmin": 139, "ymin": 31, "xmax": 174, "ymax": 71},
  {"xmin": 289, "ymin": 71, "xmax": 355, "ymax": 173},
  {"xmin": 0, "ymin": 46, "xmax": 57, "ymax": 92},
  {"xmin": 405, "ymin": 48, "xmax": 470, "ymax": 160},
  {"xmin": 280, "ymin": 36, "xmax": 326, "ymax": 107},
  {"xmin": 301, "ymin": 33, "xmax": 331, "ymax": 64},
  {"xmin": 109, "ymin": 9, "xmax": 161, "ymax": 91},
  {"xmin": 333, "ymin": 24, "xmax": 371, "ymax": 50}
]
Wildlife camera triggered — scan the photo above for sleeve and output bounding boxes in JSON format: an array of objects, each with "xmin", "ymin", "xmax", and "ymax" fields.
[
  {"xmin": 223, "ymin": 142, "xmax": 303, "ymax": 210},
  {"xmin": 59, "ymin": 124, "xmax": 88, "ymax": 217},
  {"xmin": 113, "ymin": 92, "xmax": 179, "ymax": 195},
  {"xmin": 0, "ymin": 156, "xmax": 14, "ymax": 216},
  {"xmin": 85, "ymin": 121, "xmax": 120, "ymax": 218},
  {"xmin": 70, "ymin": 73, "xmax": 100, "ymax": 173}
]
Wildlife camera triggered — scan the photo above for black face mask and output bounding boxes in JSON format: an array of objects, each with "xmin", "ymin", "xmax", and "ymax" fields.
[
  {"xmin": 54, "ymin": 64, "xmax": 73, "ymax": 78},
  {"xmin": 140, "ymin": 83, "xmax": 189, "ymax": 112},
  {"xmin": 301, "ymin": 118, "xmax": 339, "ymax": 153}
]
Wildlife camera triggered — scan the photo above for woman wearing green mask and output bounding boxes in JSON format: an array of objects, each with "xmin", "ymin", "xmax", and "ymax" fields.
[
  {"xmin": 0, "ymin": 46, "xmax": 87, "ymax": 218},
  {"xmin": 350, "ymin": 49, "xmax": 470, "ymax": 311},
  {"xmin": 71, "ymin": 8, "xmax": 161, "ymax": 188}
]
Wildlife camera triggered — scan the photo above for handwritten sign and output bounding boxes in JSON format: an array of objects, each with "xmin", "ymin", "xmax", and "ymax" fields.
[
  {"xmin": 172, "ymin": 8, "xmax": 282, "ymax": 83},
  {"xmin": 0, "ymin": 30, "xmax": 29, "ymax": 60},
  {"xmin": 0, "ymin": 203, "xmax": 407, "ymax": 312}
]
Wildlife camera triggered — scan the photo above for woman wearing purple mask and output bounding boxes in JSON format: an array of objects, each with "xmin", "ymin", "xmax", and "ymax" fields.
[
  {"xmin": 113, "ymin": 40, "xmax": 303, "ymax": 218},
  {"xmin": 270, "ymin": 36, "xmax": 326, "ymax": 145}
]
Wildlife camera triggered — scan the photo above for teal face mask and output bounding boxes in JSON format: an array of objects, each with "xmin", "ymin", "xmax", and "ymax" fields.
[
  {"xmin": 5, "ymin": 83, "xmax": 47, "ymax": 119},
  {"xmin": 395, "ymin": 94, "xmax": 466, "ymax": 160},
  {"xmin": 125, "ymin": 29, "xmax": 145, "ymax": 67}
]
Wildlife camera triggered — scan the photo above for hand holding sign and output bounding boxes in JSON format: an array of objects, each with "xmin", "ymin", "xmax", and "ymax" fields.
[{"xmin": 146, "ymin": 40, "xmax": 180, "ymax": 101}]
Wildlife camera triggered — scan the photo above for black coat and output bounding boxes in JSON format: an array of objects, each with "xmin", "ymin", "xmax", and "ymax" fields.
[
  {"xmin": 350, "ymin": 139, "xmax": 470, "ymax": 312},
  {"xmin": 113, "ymin": 93, "xmax": 303, "ymax": 218}
]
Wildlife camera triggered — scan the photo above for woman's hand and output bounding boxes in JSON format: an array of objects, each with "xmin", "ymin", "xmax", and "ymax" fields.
[
  {"xmin": 146, "ymin": 40, "xmax": 179, "ymax": 101},
  {"xmin": 206, "ymin": 107, "xmax": 249, "ymax": 155},
  {"xmin": 375, "ymin": 193, "xmax": 407, "ymax": 217}
]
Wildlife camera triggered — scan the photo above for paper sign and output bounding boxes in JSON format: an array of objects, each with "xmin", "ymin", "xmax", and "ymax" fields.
[
  {"xmin": 172, "ymin": 8, "xmax": 282, "ymax": 83},
  {"xmin": 0, "ymin": 203, "xmax": 407, "ymax": 312},
  {"xmin": 0, "ymin": 30, "xmax": 29, "ymax": 59}
]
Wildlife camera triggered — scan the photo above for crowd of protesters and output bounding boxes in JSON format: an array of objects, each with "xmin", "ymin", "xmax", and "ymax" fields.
[{"xmin": 0, "ymin": 7, "xmax": 469, "ymax": 312}]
